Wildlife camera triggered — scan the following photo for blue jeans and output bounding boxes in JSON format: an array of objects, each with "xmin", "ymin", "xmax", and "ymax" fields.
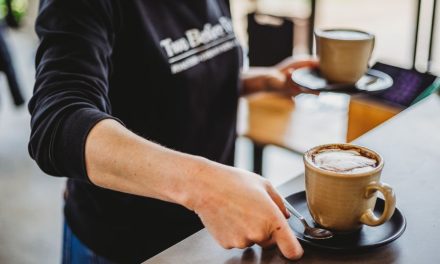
[{"xmin": 62, "ymin": 222, "xmax": 115, "ymax": 264}]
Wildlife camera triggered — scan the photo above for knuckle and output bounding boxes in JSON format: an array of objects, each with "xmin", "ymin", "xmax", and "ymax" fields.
[
  {"xmin": 233, "ymin": 239, "xmax": 250, "ymax": 249},
  {"xmin": 268, "ymin": 212, "xmax": 281, "ymax": 224},
  {"xmin": 219, "ymin": 241, "xmax": 233, "ymax": 250}
]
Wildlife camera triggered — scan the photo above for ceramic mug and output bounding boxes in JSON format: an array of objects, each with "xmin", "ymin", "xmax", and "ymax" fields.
[
  {"xmin": 315, "ymin": 29, "xmax": 375, "ymax": 84},
  {"xmin": 303, "ymin": 143, "xmax": 396, "ymax": 232}
]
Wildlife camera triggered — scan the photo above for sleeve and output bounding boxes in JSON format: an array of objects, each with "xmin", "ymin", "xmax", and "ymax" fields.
[{"xmin": 28, "ymin": 0, "xmax": 123, "ymax": 182}]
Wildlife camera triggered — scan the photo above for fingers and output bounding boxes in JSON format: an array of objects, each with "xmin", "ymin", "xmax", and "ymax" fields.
[
  {"xmin": 272, "ymin": 217, "xmax": 304, "ymax": 260},
  {"xmin": 274, "ymin": 58, "xmax": 320, "ymax": 94},
  {"xmin": 276, "ymin": 57, "xmax": 319, "ymax": 73},
  {"xmin": 233, "ymin": 239, "xmax": 255, "ymax": 249},
  {"xmin": 214, "ymin": 235, "xmax": 255, "ymax": 250},
  {"xmin": 265, "ymin": 69, "xmax": 287, "ymax": 91},
  {"xmin": 291, "ymin": 59, "xmax": 319, "ymax": 70},
  {"xmin": 264, "ymin": 183, "xmax": 304, "ymax": 260},
  {"xmin": 265, "ymin": 182, "xmax": 290, "ymax": 218}
]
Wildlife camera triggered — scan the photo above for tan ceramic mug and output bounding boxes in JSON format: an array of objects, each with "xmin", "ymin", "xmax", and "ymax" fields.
[
  {"xmin": 315, "ymin": 29, "xmax": 375, "ymax": 84},
  {"xmin": 303, "ymin": 143, "xmax": 396, "ymax": 232}
]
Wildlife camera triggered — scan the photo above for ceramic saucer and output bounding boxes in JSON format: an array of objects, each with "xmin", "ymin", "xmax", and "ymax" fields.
[
  {"xmin": 291, "ymin": 67, "xmax": 394, "ymax": 93},
  {"xmin": 286, "ymin": 191, "xmax": 406, "ymax": 251}
]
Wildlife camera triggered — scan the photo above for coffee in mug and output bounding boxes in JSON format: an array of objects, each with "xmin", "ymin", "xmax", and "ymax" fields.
[
  {"xmin": 315, "ymin": 29, "xmax": 375, "ymax": 84},
  {"xmin": 312, "ymin": 148, "xmax": 377, "ymax": 174},
  {"xmin": 304, "ymin": 143, "xmax": 396, "ymax": 232}
]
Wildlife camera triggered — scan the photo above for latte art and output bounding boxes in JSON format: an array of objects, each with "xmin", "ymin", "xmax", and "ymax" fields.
[{"xmin": 312, "ymin": 148, "xmax": 377, "ymax": 174}]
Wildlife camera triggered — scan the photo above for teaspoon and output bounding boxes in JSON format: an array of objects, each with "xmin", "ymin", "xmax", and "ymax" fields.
[{"xmin": 283, "ymin": 198, "xmax": 334, "ymax": 240}]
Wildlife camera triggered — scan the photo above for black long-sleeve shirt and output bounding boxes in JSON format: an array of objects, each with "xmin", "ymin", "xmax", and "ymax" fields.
[{"xmin": 29, "ymin": 0, "xmax": 241, "ymax": 262}]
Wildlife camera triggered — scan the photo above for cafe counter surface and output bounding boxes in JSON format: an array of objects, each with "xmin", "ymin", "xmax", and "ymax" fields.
[{"xmin": 144, "ymin": 94, "xmax": 440, "ymax": 263}]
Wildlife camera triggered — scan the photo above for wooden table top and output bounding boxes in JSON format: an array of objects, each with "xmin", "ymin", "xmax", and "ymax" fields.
[
  {"xmin": 145, "ymin": 93, "xmax": 440, "ymax": 264},
  {"xmin": 238, "ymin": 92, "xmax": 400, "ymax": 153}
]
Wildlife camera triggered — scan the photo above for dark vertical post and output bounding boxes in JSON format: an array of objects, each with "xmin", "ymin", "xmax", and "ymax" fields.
[
  {"xmin": 252, "ymin": 143, "xmax": 264, "ymax": 176},
  {"xmin": 413, "ymin": 0, "xmax": 422, "ymax": 69},
  {"xmin": 309, "ymin": 0, "xmax": 316, "ymax": 54},
  {"xmin": 427, "ymin": 0, "xmax": 437, "ymax": 72}
]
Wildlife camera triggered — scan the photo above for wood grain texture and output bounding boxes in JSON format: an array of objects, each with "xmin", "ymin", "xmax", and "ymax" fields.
[
  {"xmin": 347, "ymin": 96, "xmax": 402, "ymax": 142},
  {"xmin": 240, "ymin": 92, "xmax": 400, "ymax": 152}
]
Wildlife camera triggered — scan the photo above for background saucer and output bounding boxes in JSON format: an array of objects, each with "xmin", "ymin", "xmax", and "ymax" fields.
[
  {"xmin": 291, "ymin": 67, "xmax": 393, "ymax": 93},
  {"xmin": 286, "ymin": 191, "xmax": 406, "ymax": 251}
]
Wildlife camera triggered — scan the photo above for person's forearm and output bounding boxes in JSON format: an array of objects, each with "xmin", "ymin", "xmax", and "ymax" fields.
[
  {"xmin": 85, "ymin": 118, "xmax": 303, "ymax": 259},
  {"xmin": 85, "ymin": 118, "xmax": 207, "ymax": 209}
]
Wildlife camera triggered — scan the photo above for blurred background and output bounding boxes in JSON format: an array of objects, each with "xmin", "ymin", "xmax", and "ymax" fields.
[{"xmin": 0, "ymin": 0, "xmax": 439, "ymax": 263}]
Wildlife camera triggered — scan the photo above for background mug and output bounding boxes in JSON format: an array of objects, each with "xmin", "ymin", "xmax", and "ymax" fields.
[{"xmin": 315, "ymin": 29, "xmax": 375, "ymax": 84}]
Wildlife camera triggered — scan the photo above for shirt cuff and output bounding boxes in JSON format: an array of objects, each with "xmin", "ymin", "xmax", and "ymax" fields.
[{"xmin": 54, "ymin": 108, "xmax": 124, "ymax": 183}]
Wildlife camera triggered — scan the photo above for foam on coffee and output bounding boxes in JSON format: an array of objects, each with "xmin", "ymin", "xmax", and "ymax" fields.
[
  {"xmin": 319, "ymin": 30, "xmax": 371, "ymax": 40},
  {"xmin": 312, "ymin": 148, "xmax": 377, "ymax": 174}
]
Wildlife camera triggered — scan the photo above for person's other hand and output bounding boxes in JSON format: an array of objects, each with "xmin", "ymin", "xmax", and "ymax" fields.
[
  {"xmin": 241, "ymin": 57, "xmax": 318, "ymax": 95},
  {"xmin": 276, "ymin": 56, "xmax": 318, "ymax": 77},
  {"xmin": 186, "ymin": 160, "xmax": 304, "ymax": 260},
  {"xmin": 275, "ymin": 56, "xmax": 319, "ymax": 95}
]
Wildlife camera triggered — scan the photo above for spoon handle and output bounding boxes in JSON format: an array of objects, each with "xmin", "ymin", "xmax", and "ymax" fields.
[{"xmin": 283, "ymin": 198, "xmax": 306, "ymax": 221}]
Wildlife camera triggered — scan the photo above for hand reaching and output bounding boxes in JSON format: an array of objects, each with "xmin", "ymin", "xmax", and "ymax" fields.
[{"xmin": 188, "ymin": 162, "xmax": 304, "ymax": 260}]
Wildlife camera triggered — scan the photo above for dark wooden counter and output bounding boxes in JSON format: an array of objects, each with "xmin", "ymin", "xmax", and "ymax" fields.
[{"xmin": 144, "ymin": 93, "xmax": 440, "ymax": 264}]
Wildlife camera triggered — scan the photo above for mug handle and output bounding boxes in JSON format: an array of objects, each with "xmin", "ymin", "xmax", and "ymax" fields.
[
  {"xmin": 370, "ymin": 36, "xmax": 376, "ymax": 55},
  {"xmin": 360, "ymin": 182, "xmax": 396, "ymax": 226}
]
